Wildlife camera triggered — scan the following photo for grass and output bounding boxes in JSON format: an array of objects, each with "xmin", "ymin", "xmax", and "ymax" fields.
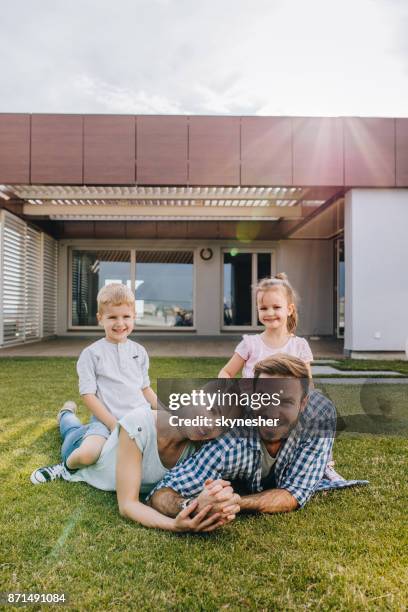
[
  {"xmin": 0, "ymin": 357, "xmax": 407, "ymax": 610},
  {"xmin": 331, "ymin": 359, "xmax": 408, "ymax": 376}
]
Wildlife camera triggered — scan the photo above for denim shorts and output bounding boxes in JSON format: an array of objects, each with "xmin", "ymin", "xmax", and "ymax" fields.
[
  {"xmin": 83, "ymin": 416, "xmax": 111, "ymax": 440},
  {"xmin": 60, "ymin": 413, "xmax": 111, "ymax": 464}
]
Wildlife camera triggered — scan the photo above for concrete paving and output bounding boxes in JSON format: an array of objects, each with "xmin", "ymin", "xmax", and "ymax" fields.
[
  {"xmin": 0, "ymin": 335, "xmax": 345, "ymax": 359},
  {"xmin": 314, "ymin": 377, "xmax": 408, "ymax": 385},
  {"xmin": 312, "ymin": 365, "xmax": 404, "ymax": 376}
]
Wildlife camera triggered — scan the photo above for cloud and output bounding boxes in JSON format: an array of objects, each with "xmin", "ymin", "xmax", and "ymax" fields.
[
  {"xmin": 0, "ymin": 0, "xmax": 407, "ymax": 116},
  {"xmin": 74, "ymin": 75, "xmax": 183, "ymax": 114}
]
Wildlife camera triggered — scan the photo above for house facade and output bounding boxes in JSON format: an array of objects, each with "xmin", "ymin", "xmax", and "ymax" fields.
[{"xmin": 0, "ymin": 114, "xmax": 407, "ymax": 357}]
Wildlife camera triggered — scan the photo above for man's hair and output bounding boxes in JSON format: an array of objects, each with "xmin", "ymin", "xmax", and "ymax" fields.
[
  {"xmin": 97, "ymin": 283, "xmax": 135, "ymax": 314},
  {"xmin": 253, "ymin": 353, "xmax": 310, "ymax": 398}
]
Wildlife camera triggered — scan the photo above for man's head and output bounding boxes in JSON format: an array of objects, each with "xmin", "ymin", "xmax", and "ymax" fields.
[
  {"xmin": 96, "ymin": 283, "xmax": 136, "ymax": 344},
  {"xmin": 253, "ymin": 353, "xmax": 310, "ymax": 441}
]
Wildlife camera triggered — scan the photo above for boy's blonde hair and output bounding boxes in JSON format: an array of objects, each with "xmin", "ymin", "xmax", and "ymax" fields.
[
  {"xmin": 255, "ymin": 273, "xmax": 298, "ymax": 333},
  {"xmin": 253, "ymin": 353, "xmax": 310, "ymax": 398},
  {"xmin": 97, "ymin": 283, "xmax": 135, "ymax": 314}
]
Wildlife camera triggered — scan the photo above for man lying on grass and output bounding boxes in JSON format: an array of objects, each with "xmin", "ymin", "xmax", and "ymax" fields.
[
  {"xmin": 31, "ymin": 355, "xmax": 366, "ymax": 530},
  {"xmin": 148, "ymin": 354, "xmax": 368, "ymax": 517}
]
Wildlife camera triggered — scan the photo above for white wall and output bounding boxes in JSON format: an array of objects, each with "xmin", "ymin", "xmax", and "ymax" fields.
[
  {"xmin": 277, "ymin": 240, "xmax": 333, "ymax": 336},
  {"xmin": 345, "ymin": 189, "xmax": 408, "ymax": 352}
]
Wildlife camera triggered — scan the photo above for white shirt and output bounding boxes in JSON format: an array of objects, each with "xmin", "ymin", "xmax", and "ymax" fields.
[
  {"xmin": 70, "ymin": 407, "xmax": 193, "ymax": 496},
  {"xmin": 76, "ymin": 338, "xmax": 150, "ymax": 420}
]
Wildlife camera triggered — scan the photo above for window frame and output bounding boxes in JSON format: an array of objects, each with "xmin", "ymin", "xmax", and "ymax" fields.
[{"xmin": 68, "ymin": 247, "xmax": 196, "ymax": 331}]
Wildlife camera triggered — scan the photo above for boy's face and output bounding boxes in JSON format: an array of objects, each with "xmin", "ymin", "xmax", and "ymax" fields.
[{"xmin": 97, "ymin": 303, "xmax": 135, "ymax": 343}]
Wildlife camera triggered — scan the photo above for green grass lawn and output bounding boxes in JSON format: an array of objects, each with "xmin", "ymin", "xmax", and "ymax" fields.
[
  {"xmin": 1, "ymin": 358, "xmax": 407, "ymax": 610},
  {"xmin": 329, "ymin": 358, "xmax": 408, "ymax": 377}
]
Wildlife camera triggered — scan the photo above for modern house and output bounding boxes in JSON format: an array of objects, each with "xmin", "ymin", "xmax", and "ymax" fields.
[{"xmin": 0, "ymin": 114, "xmax": 407, "ymax": 357}]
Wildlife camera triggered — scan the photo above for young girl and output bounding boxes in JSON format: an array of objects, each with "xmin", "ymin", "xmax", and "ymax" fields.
[
  {"xmin": 218, "ymin": 273, "xmax": 346, "ymax": 481},
  {"xmin": 219, "ymin": 273, "xmax": 313, "ymax": 379}
]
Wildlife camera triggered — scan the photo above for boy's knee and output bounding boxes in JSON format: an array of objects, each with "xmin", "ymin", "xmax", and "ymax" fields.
[{"xmin": 77, "ymin": 445, "xmax": 102, "ymax": 465}]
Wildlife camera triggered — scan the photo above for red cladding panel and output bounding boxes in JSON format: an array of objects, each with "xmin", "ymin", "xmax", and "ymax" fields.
[
  {"xmin": 137, "ymin": 116, "xmax": 188, "ymax": 184},
  {"xmin": 62, "ymin": 221, "xmax": 95, "ymax": 238},
  {"xmin": 241, "ymin": 117, "xmax": 292, "ymax": 185},
  {"xmin": 156, "ymin": 221, "xmax": 188, "ymax": 238},
  {"xmin": 293, "ymin": 117, "xmax": 343, "ymax": 186},
  {"xmin": 189, "ymin": 117, "xmax": 240, "ymax": 185},
  {"xmin": 186, "ymin": 221, "xmax": 219, "ymax": 238},
  {"xmin": 84, "ymin": 116, "xmax": 135, "ymax": 184},
  {"xmin": 94, "ymin": 221, "xmax": 126, "ymax": 238},
  {"xmin": 0, "ymin": 114, "xmax": 30, "ymax": 183},
  {"xmin": 126, "ymin": 222, "xmax": 157, "ymax": 238},
  {"xmin": 344, "ymin": 118, "xmax": 395, "ymax": 186},
  {"xmin": 31, "ymin": 115, "xmax": 83, "ymax": 184},
  {"xmin": 396, "ymin": 119, "xmax": 408, "ymax": 187}
]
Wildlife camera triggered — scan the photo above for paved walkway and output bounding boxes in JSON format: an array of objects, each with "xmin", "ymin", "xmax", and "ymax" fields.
[
  {"xmin": 0, "ymin": 335, "xmax": 345, "ymax": 359},
  {"xmin": 314, "ymin": 377, "xmax": 408, "ymax": 384}
]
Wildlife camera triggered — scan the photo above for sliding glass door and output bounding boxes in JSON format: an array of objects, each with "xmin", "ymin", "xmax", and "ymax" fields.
[{"xmin": 223, "ymin": 250, "xmax": 273, "ymax": 328}]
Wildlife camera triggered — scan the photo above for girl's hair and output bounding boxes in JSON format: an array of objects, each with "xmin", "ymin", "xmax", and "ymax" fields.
[
  {"xmin": 97, "ymin": 283, "xmax": 135, "ymax": 314},
  {"xmin": 255, "ymin": 273, "xmax": 298, "ymax": 333},
  {"xmin": 253, "ymin": 353, "xmax": 309, "ymax": 398}
]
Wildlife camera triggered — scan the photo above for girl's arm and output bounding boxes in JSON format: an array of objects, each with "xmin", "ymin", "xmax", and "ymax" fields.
[
  {"xmin": 116, "ymin": 427, "xmax": 220, "ymax": 532},
  {"xmin": 218, "ymin": 353, "xmax": 245, "ymax": 378},
  {"xmin": 305, "ymin": 362, "xmax": 313, "ymax": 380}
]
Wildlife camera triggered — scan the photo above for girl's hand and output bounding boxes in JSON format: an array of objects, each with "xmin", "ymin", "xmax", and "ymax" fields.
[{"xmin": 173, "ymin": 500, "xmax": 227, "ymax": 533}]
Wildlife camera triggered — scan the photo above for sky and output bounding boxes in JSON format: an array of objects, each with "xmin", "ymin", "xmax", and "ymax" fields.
[{"xmin": 1, "ymin": 0, "xmax": 407, "ymax": 116}]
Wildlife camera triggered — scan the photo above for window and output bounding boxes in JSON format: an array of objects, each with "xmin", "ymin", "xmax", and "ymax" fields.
[
  {"xmin": 71, "ymin": 251, "xmax": 131, "ymax": 326},
  {"xmin": 223, "ymin": 251, "xmax": 273, "ymax": 327},
  {"xmin": 135, "ymin": 251, "xmax": 194, "ymax": 328},
  {"xmin": 70, "ymin": 249, "xmax": 194, "ymax": 328}
]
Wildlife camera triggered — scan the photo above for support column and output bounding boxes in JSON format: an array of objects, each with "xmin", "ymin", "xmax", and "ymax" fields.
[
  {"xmin": 194, "ymin": 246, "xmax": 221, "ymax": 335},
  {"xmin": 345, "ymin": 188, "xmax": 408, "ymax": 357}
]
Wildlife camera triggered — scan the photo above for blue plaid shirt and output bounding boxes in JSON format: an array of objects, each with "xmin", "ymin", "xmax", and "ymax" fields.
[{"xmin": 148, "ymin": 390, "xmax": 368, "ymax": 508}]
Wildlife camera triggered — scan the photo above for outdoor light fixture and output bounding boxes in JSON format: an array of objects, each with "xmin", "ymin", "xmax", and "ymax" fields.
[{"xmin": 200, "ymin": 248, "xmax": 213, "ymax": 261}]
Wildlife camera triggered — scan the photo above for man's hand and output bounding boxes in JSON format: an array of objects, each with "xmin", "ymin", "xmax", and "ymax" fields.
[{"xmin": 196, "ymin": 479, "xmax": 241, "ymax": 521}]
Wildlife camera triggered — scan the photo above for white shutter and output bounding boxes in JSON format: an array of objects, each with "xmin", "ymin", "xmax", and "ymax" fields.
[
  {"xmin": 42, "ymin": 234, "xmax": 58, "ymax": 337},
  {"xmin": 1, "ymin": 211, "xmax": 26, "ymax": 345},
  {"xmin": 0, "ymin": 211, "xmax": 46, "ymax": 346},
  {"xmin": 25, "ymin": 225, "xmax": 41, "ymax": 340}
]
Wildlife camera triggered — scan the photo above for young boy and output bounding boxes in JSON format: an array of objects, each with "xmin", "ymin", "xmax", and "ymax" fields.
[{"xmin": 31, "ymin": 283, "xmax": 157, "ymax": 483}]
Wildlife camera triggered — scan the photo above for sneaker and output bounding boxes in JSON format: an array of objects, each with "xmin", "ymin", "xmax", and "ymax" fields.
[
  {"xmin": 30, "ymin": 463, "xmax": 71, "ymax": 485},
  {"xmin": 325, "ymin": 462, "xmax": 345, "ymax": 482},
  {"xmin": 57, "ymin": 400, "xmax": 77, "ymax": 424}
]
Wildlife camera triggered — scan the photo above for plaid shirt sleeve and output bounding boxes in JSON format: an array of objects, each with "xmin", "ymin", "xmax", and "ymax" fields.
[
  {"xmin": 146, "ymin": 432, "xmax": 259, "ymax": 500},
  {"xmin": 274, "ymin": 391, "xmax": 336, "ymax": 508}
]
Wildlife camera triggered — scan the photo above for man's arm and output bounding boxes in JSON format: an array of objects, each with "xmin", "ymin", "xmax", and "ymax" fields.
[
  {"xmin": 149, "ymin": 480, "xmax": 240, "ymax": 520},
  {"xmin": 239, "ymin": 488, "xmax": 299, "ymax": 514},
  {"xmin": 240, "ymin": 393, "xmax": 336, "ymax": 514}
]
